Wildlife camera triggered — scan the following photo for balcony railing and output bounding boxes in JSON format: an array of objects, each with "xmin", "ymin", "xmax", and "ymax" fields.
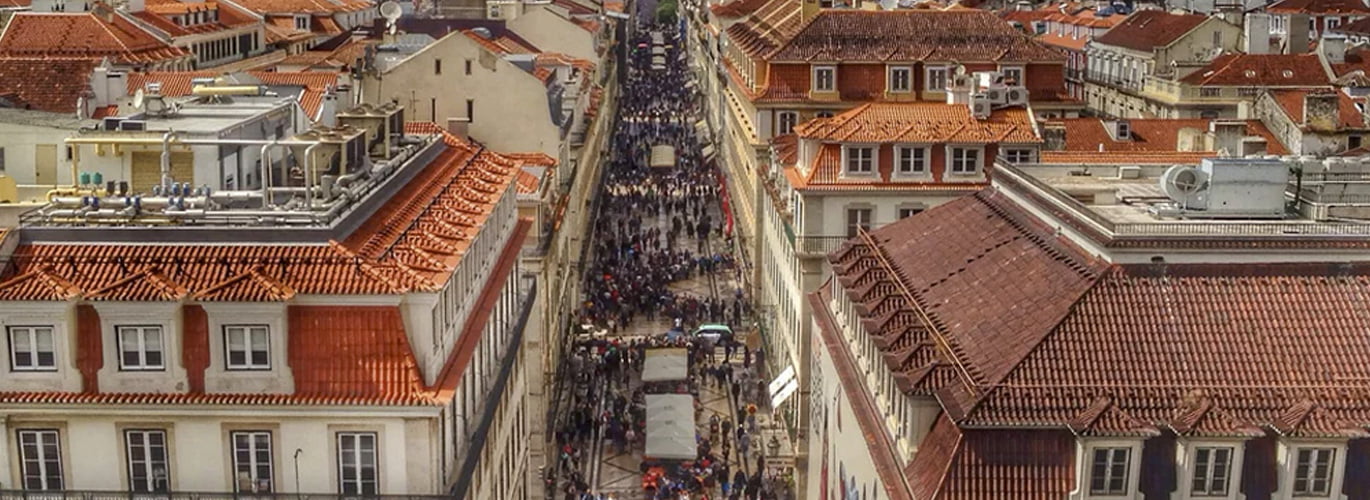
[
  {"xmin": 0, "ymin": 491, "xmax": 451, "ymax": 500},
  {"xmin": 795, "ymin": 235, "xmax": 853, "ymax": 256}
]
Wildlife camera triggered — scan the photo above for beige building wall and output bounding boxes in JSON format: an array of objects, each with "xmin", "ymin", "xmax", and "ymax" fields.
[
  {"xmin": 360, "ymin": 33, "xmax": 564, "ymax": 164},
  {"xmin": 507, "ymin": 6, "xmax": 598, "ymax": 62}
]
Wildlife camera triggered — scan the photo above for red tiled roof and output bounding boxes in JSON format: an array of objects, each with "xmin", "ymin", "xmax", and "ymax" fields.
[
  {"xmin": 1268, "ymin": 0, "xmax": 1370, "ymax": 14},
  {"xmin": 1335, "ymin": 15, "xmax": 1370, "ymax": 35},
  {"xmin": 795, "ymin": 102, "xmax": 1040, "ymax": 144},
  {"xmin": 125, "ymin": 71, "xmax": 339, "ymax": 119},
  {"xmin": 904, "ymin": 416, "xmax": 1077, "ymax": 500},
  {"xmin": 1270, "ymin": 89, "xmax": 1369, "ymax": 131},
  {"xmin": 723, "ymin": 0, "xmax": 803, "ymax": 59},
  {"xmin": 91, "ymin": 104, "xmax": 119, "ymax": 119},
  {"xmin": 1048, "ymin": 117, "xmax": 1290, "ymax": 154},
  {"xmin": 84, "ymin": 267, "xmax": 187, "ymax": 301},
  {"xmin": 769, "ymin": 10, "xmax": 1063, "ymax": 63},
  {"xmin": 227, "ymin": 0, "xmax": 373, "ymax": 15},
  {"xmin": 516, "ymin": 169, "xmax": 541, "ymax": 194},
  {"xmin": 827, "ymin": 189, "xmax": 1370, "ymax": 437},
  {"xmin": 464, "ymin": 29, "xmax": 540, "ymax": 55},
  {"xmin": 1038, "ymin": 31, "xmax": 1088, "ymax": 51},
  {"xmin": 133, "ymin": 0, "xmax": 259, "ymax": 38},
  {"xmin": 192, "ymin": 266, "xmax": 296, "ymax": 301},
  {"xmin": 1093, "ymin": 10, "xmax": 1207, "ymax": 52},
  {"xmin": 710, "ymin": 0, "xmax": 768, "ymax": 18},
  {"xmin": 0, "ymin": 12, "xmax": 189, "ymax": 65},
  {"xmin": 287, "ymin": 305, "xmax": 427, "ymax": 402},
  {"xmin": 1179, "ymin": 53, "xmax": 1331, "ymax": 87},
  {"xmin": 0, "ymin": 57, "xmax": 101, "ymax": 113}
]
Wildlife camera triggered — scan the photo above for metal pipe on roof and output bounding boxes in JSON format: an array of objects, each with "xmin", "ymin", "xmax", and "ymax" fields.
[
  {"xmin": 260, "ymin": 140, "xmax": 282, "ymax": 209},
  {"xmin": 303, "ymin": 142, "xmax": 321, "ymax": 211},
  {"xmin": 160, "ymin": 131, "xmax": 179, "ymax": 193}
]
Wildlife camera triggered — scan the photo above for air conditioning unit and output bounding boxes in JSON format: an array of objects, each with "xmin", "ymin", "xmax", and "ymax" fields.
[
  {"xmin": 1004, "ymin": 86, "xmax": 1029, "ymax": 106},
  {"xmin": 118, "ymin": 120, "xmax": 147, "ymax": 131},
  {"xmin": 1157, "ymin": 158, "xmax": 1288, "ymax": 217},
  {"xmin": 979, "ymin": 88, "xmax": 1006, "ymax": 106},
  {"xmin": 950, "ymin": 73, "xmax": 973, "ymax": 90},
  {"xmin": 970, "ymin": 94, "xmax": 992, "ymax": 119}
]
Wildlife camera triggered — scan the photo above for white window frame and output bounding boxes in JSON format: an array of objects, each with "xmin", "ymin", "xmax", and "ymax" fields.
[
  {"xmin": 845, "ymin": 207, "xmax": 873, "ymax": 238},
  {"xmin": 812, "ymin": 65, "xmax": 836, "ymax": 92},
  {"xmin": 1003, "ymin": 148, "xmax": 1036, "ymax": 164},
  {"xmin": 893, "ymin": 145, "xmax": 928, "ymax": 176},
  {"xmin": 224, "ymin": 325, "xmax": 271, "ymax": 371},
  {"xmin": 294, "ymin": 15, "xmax": 309, "ymax": 31},
  {"xmin": 18, "ymin": 429, "xmax": 63, "ymax": 491},
  {"xmin": 125, "ymin": 429, "xmax": 170, "ymax": 493},
  {"xmin": 1088, "ymin": 446, "xmax": 1132, "ymax": 496},
  {"xmin": 117, "ymin": 325, "xmax": 164, "ymax": 371},
  {"xmin": 1189, "ymin": 445, "xmax": 1236, "ymax": 497},
  {"xmin": 888, "ymin": 65, "xmax": 912, "ymax": 93},
  {"xmin": 1000, "ymin": 65, "xmax": 1025, "ymax": 86},
  {"xmin": 337, "ymin": 432, "xmax": 379, "ymax": 495},
  {"xmin": 1292, "ymin": 446, "xmax": 1336, "ymax": 497},
  {"xmin": 8, "ymin": 325, "xmax": 56, "ymax": 371},
  {"xmin": 948, "ymin": 146, "xmax": 983, "ymax": 175},
  {"xmin": 231, "ymin": 431, "xmax": 274, "ymax": 493},
  {"xmin": 777, "ymin": 111, "xmax": 799, "ymax": 135},
  {"xmin": 897, "ymin": 207, "xmax": 924, "ymax": 219},
  {"xmin": 843, "ymin": 145, "xmax": 876, "ymax": 175},
  {"xmin": 925, "ymin": 65, "xmax": 948, "ymax": 92}
]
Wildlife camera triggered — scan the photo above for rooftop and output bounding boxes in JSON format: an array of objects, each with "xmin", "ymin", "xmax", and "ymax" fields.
[
  {"xmin": 793, "ymin": 102, "xmax": 1039, "ymax": 144},
  {"xmin": 1092, "ymin": 10, "xmax": 1207, "ymax": 52},
  {"xmin": 1269, "ymin": 88, "xmax": 1370, "ymax": 131},
  {"xmin": 130, "ymin": 0, "xmax": 259, "ymax": 38},
  {"xmin": 1044, "ymin": 117, "xmax": 1289, "ymax": 155},
  {"xmin": 0, "ymin": 57, "xmax": 103, "ymax": 114},
  {"xmin": 722, "ymin": 0, "xmax": 803, "ymax": 59},
  {"xmin": 225, "ymin": 0, "xmax": 373, "ymax": 15},
  {"xmin": 1179, "ymin": 53, "xmax": 1332, "ymax": 87},
  {"xmin": 1267, "ymin": 0, "xmax": 1370, "ymax": 14},
  {"xmin": 125, "ymin": 71, "xmax": 340, "ymax": 120},
  {"xmin": 767, "ymin": 10, "xmax": 1063, "ymax": 62},
  {"xmin": 0, "ymin": 11, "xmax": 189, "ymax": 65}
]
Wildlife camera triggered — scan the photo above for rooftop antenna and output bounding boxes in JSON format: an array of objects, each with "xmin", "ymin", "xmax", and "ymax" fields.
[{"xmin": 379, "ymin": 1, "xmax": 402, "ymax": 36}]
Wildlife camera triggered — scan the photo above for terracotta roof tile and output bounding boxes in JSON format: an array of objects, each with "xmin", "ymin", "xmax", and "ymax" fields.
[
  {"xmin": 0, "ymin": 267, "xmax": 80, "ymax": 301},
  {"xmin": 133, "ymin": 0, "xmax": 258, "ymax": 37},
  {"xmin": 1270, "ymin": 89, "xmax": 1370, "ymax": 131},
  {"xmin": 1093, "ymin": 10, "xmax": 1207, "ymax": 52},
  {"xmin": 1179, "ymin": 53, "xmax": 1331, "ymax": 87},
  {"xmin": 84, "ymin": 267, "xmax": 187, "ymax": 301},
  {"xmin": 0, "ymin": 57, "xmax": 101, "ymax": 113},
  {"xmin": 228, "ymin": 0, "xmax": 373, "ymax": 15},
  {"xmin": 287, "ymin": 305, "xmax": 427, "ymax": 401},
  {"xmin": 1048, "ymin": 117, "xmax": 1290, "ymax": 154},
  {"xmin": 710, "ymin": 0, "xmax": 769, "ymax": 18},
  {"xmin": 193, "ymin": 266, "xmax": 297, "ymax": 301},
  {"xmin": 1268, "ymin": 0, "xmax": 1370, "ymax": 14},
  {"xmin": 795, "ymin": 102, "xmax": 1040, "ymax": 144},
  {"xmin": 722, "ymin": 0, "xmax": 803, "ymax": 58},
  {"xmin": 463, "ymin": 29, "xmax": 540, "ymax": 55},
  {"xmin": 770, "ymin": 10, "xmax": 1063, "ymax": 62},
  {"xmin": 1335, "ymin": 15, "xmax": 1370, "ymax": 35},
  {"xmin": 933, "ymin": 428, "xmax": 1077, "ymax": 499},
  {"xmin": 0, "ymin": 12, "xmax": 189, "ymax": 65}
]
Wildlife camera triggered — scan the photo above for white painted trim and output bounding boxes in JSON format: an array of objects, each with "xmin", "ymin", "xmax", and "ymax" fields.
[
  {"xmin": 1176, "ymin": 439, "xmax": 1245, "ymax": 500},
  {"xmin": 812, "ymin": 65, "xmax": 837, "ymax": 93},
  {"xmin": 1072, "ymin": 438, "xmax": 1144, "ymax": 500},
  {"xmin": 1276, "ymin": 440, "xmax": 1348, "ymax": 500},
  {"xmin": 891, "ymin": 144, "xmax": 931, "ymax": 178},
  {"xmin": 886, "ymin": 65, "xmax": 913, "ymax": 93},
  {"xmin": 839, "ymin": 144, "xmax": 879, "ymax": 178}
]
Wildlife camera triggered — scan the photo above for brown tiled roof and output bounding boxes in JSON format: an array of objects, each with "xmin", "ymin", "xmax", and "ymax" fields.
[
  {"xmin": 1039, "ymin": 31, "xmax": 1088, "ymax": 51},
  {"xmin": 287, "ymin": 305, "xmax": 426, "ymax": 401},
  {"xmin": 1268, "ymin": 0, "xmax": 1370, "ymax": 14},
  {"xmin": 795, "ymin": 102, "xmax": 1040, "ymax": 144},
  {"xmin": 827, "ymin": 188, "xmax": 1370, "ymax": 438},
  {"xmin": 0, "ymin": 12, "xmax": 189, "ymax": 65},
  {"xmin": 722, "ymin": 0, "xmax": 802, "ymax": 59},
  {"xmin": 938, "ymin": 427, "xmax": 1077, "ymax": 499},
  {"xmin": 769, "ymin": 10, "xmax": 1063, "ymax": 62},
  {"xmin": 192, "ymin": 266, "xmax": 296, "ymax": 301},
  {"xmin": 1049, "ymin": 118, "xmax": 1290, "ymax": 154},
  {"xmin": 227, "ymin": 0, "xmax": 373, "ymax": 15},
  {"xmin": 1179, "ymin": 53, "xmax": 1331, "ymax": 86},
  {"xmin": 463, "ymin": 29, "xmax": 540, "ymax": 55},
  {"xmin": 1270, "ymin": 89, "xmax": 1370, "ymax": 131},
  {"xmin": 0, "ymin": 57, "xmax": 101, "ymax": 113},
  {"xmin": 133, "ymin": 0, "xmax": 259, "ymax": 38},
  {"xmin": 125, "ymin": 71, "xmax": 339, "ymax": 119},
  {"xmin": 710, "ymin": 0, "xmax": 769, "ymax": 18},
  {"xmin": 84, "ymin": 267, "xmax": 188, "ymax": 301},
  {"xmin": 1092, "ymin": 10, "xmax": 1207, "ymax": 52},
  {"xmin": 1335, "ymin": 15, "xmax": 1370, "ymax": 35}
]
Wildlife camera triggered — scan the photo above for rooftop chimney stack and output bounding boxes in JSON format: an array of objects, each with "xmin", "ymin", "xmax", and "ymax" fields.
[
  {"xmin": 1303, "ymin": 91, "xmax": 1340, "ymax": 131},
  {"xmin": 1244, "ymin": 13, "xmax": 1270, "ymax": 54},
  {"xmin": 447, "ymin": 117, "xmax": 471, "ymax": 142},
  {"xmin": 1287, "ymin": 13, "xmax": 1311, "ymax": 54}
]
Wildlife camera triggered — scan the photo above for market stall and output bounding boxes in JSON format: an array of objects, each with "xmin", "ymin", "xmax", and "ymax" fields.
[{"xmin": 644, "ymin": 394, "xmax": 697, "ymax": 461}]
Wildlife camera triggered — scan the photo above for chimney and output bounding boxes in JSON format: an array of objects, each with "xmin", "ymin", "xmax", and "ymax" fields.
[
  {"xmin": 1303, "ymin": 91, "xmax": 1340, "ymax": 131},
  {"xmin": 1320, "ymin": 33, "xmax": 1347, "ymax": 65},
  {"xmin": 447, "ymin": 117, "xmax": 471, "ymax": 142},
  {"xmin": 1287, "ymin": 13, "xmax": 1311, "ymax": 54},
  {"xmin": 1244, "ymin": 13, "xmax": 1270, "ymax": 54}
]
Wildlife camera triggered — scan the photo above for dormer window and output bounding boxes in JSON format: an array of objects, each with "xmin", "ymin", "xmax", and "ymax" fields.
[
  {"xmin": 844, "ymin": 146, "xmax": 874, "ymax": 174},
  {"xmin": 888, "ymin": 66, "xmax": 912, "ymax": 93},
  {"xmin": 1089, "ymin": 447, "xmax": 1132, "ymax": 495},
  {"xmin": 813, "ymin": 65, "xmax": 836, "ymax": 92},
  {"xmin": 294, "ymin": 15, "xmax": 310, "ymax": 31},
  {"xmin": 1190, "ymin": 446, "xmax": 1235, "ymax": 496},
  {"xmin": 1293, "ymin": 447, "xmax": 1336, "ymax": 496}
]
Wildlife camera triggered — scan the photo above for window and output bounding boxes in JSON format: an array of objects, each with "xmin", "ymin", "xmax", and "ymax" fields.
[
  {"xmin": 895, "ymin": 147, "xmax": 926, "ymax": 174},
  {"xmin": 1001, "ymin": 67, "xmax": 1024, "ymax": 86},
  {"xmin": 465, "ymin": 59, "xmax": 473, "ymax": 75},
  {"xmin": 231, "ymin": 431, "xmax": 274, "ymax": 493},
  {"xmin": 434, "ymin": 58, "xmax": 442, "ymax": 75},
  {"xmin": 813, "ymin": 66, "xmax": 836, "ymax": 92},
  {"xmin": 126, "ymin": 430, "xmax": 170, "ymax": 493},
  {"xmin": 926, "ymin": 66, "xmax": 948, "ymax": 92},
  {"xmin": 0, "ymin": 146, "xmax": 7, "ymax": 172},
  {"xmin": 1200, "ymin": 87, "xmax": 1222, "ymax": 98},
  {"xmin": 117, "ymin": 326, "xmax": 164, "ymax": 371},
  {"xmin": 816, "ymin": 111, "xmax": 834, "ymax": 119},
  {"xmin": 950, "ymin": 147, "xmax": 981, "ymax": 174},
  {"xmin": 466, "ymin": 99, "xmax": 475, "ymax": 121},
  {"xmin": 888, "ymin": 66, "xmax": 912, "ymax": 93},
  {"xmin": 18, "ymin": 430, "xmax": 63, "ymax": 490},
  {"xmin": 9, "ymin": 326, "xmax": 55, "ymax": 371},
  {"xmin": 224, "ymin": 325, "xmax": 270, "ymax": 370},
  {"xmin": 294, "ymin": 15, "xmax": 309, "ymax": 31},
  {"xmin": 777, "ymin": 111, "xmax": 799, "ymax": 135},
  {"xmin": 1351, "ymin": 135, "xmax": 1363, "ymax": 149},
  {"xmin": 1190, "ymin": 446, "xmax": 1232, "ymax": 497},
  {"xmin": 845, "ymin": 208, "xmax": 872, "ymax": 238},
  {"xmin": 1293, "ymin": 447, "xmax": 1335, "ymax": 496},
  {"xmin": 845, "ymin": 147, "xmax": 874, "ymax": 174},
  {"xmin": 1004, "ymin": 148, "xmax": 1035, "ymax": 164},
  {"xmin": 898, "ymin": 207, "xmax": 923, "ymax": 219},
  {"xmin": 1212, "ymin": 30, "xmax": 1221, "ymax": 47},
  {"xmin": 1328, "ymin": 17, "xmax": 1341, "ymax": 29},
  {"xmin": 1237, "ymin": 87, "xmax": 1259, "ymax": 97},
  {"xmin": 1089, "ymin": 447, "xmax": 1131, "ymax": 495},
  {"xmin": 337, "ymin": 432, "xmax": 379, "ymax": 495}
]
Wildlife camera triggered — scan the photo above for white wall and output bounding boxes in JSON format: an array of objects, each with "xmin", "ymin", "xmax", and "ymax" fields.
[
  {"xmin": 0, "ymin": 122, "xmax": 78, "ymax": 186},
  {"xmin": 805, "ymin": 315, "xmax": 890, "ymax": 500},
  {"xmin": 507, "ymin": 6, "xmax": 597, "ymax": 62}
]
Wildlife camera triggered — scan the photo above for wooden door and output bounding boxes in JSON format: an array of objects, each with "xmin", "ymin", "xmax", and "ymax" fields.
[{"xmin": 34, "ymin": 144, "xmax": 57, "ymax": 185}]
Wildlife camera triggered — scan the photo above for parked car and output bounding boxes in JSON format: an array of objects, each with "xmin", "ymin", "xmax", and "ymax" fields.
[{"xmin": 692, "ymin": 324, "xmax": 733, "ymax": 344}]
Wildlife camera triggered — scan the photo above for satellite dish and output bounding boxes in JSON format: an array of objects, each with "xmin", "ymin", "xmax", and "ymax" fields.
[
  {"xmin": 380, "ymin": 1, "xmax": 402, "ymax": 22},
  {"xmin": 1160, "ymin": 164, "xmax": 1209, "ymax": 209},
  {"xmin": 132, "ymin": 88, "xmax": 145, "ymax": 110}
]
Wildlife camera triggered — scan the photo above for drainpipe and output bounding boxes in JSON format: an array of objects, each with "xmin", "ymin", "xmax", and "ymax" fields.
[
  {"xmin": 303, "ymin": 143, "xmax": 321, "ymax": 209},
  {"xmin": 160, "ymin": 131, "xmax": 179, "ymax": 193},
  {"xmin": 259, "ymin": 140, "xmax": 281, "ymax": 209}
]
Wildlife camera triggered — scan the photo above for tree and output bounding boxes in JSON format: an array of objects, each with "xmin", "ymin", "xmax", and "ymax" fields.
[{"xmin": 656, "ymin": 0, "xmax": 678, "ymax": 24}]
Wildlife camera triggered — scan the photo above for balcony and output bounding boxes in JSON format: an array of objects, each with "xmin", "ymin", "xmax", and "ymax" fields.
[
  {"xmin": 1141, "ymin": 77, "xmax": 1244, "ymax": 105},
  {"xmin": 795, "ymin": 235, "xmax": 852, "ymax": 256}
]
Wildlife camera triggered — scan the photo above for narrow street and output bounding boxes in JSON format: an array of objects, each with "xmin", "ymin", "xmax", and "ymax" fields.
[{"xmin": 545, "ymin": 12, "xmax": 789, "ymax": 500}]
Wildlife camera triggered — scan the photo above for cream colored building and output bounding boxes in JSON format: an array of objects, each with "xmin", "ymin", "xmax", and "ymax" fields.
[
  {"xmin": 0, "ymin": 112, "xmax": 539, "ymax": 499},
  {"xmin": 1083, "ymin": 10, "xmax": 1240, "ymax": 118}
]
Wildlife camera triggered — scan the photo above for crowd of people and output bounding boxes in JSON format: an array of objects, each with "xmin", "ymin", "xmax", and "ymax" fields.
[{"xmin": 549, "ymin": 18, "xmax": 793, "ymax": 500}]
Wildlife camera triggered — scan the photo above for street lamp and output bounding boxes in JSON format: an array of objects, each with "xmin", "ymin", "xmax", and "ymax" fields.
[{"xmin": 294, "ymin": 448, "xmax": 304, "ymax": 500}]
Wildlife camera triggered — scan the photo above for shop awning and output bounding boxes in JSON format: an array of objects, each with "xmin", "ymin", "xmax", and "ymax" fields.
[
  {"xmin": 642, "ymin": 347, "xmax": 689, "ymax": 382},
  {"xmin": 645, "ymin": 394, "xmax": 697, "ymax": 460},
  {"xmin": 650, "ymin": 145, "xmax": 675, "ymax": 168}
]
